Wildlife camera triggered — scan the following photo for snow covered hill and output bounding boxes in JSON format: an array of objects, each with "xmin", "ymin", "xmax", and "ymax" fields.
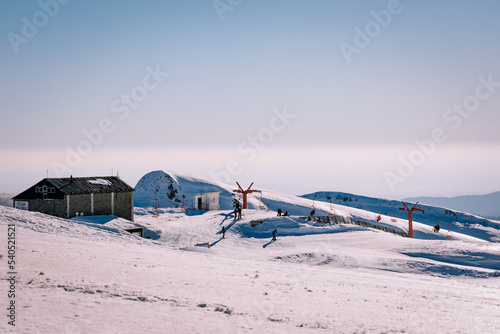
[
  {"xmin": 134, "ymin": 170, "xmax": 237, "ymax": 209},
  {"xmin": 302, "ymin": 191, "xmax": 500, "ymax": 243},
  {"xmin": 404, "ymin": 191, "xmax": 500, "ymax": 219},
  {"xmin": 2, "ymin": 170, "xmax": 499, "ymax": 332},
  {"xmin": 134, "ymin": 171, "xmax": 500, "ymax": 243},
  {"xmin": 1, "ymin": 202, "xmax": 500, "ymax": 333}
]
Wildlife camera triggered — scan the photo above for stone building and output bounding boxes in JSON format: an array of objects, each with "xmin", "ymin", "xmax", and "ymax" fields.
[{"xmin": 12, "ymin": 176, "xmax": 134, "ymax": 221}]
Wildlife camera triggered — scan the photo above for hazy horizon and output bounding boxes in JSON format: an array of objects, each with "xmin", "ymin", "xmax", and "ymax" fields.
[
  {"xmin": 2, "ymin": 0, "xmax": 499, "ymax": 198},
  {"xmin": 2, "ymin": 164, "xmax": 499, "ymax": 201}
]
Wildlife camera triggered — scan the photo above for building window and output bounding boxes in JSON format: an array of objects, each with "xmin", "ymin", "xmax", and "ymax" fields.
[{"xmin": 36, "ymin": 185, "xmax": 55, "ymax": 196}]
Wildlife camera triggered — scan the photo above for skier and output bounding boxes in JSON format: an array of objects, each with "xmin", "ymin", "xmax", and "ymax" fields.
[
  {"xmin": 284, "ymin": 211, "xmax": 289, "ymax": 216},
  {"xmin": 234, "ymin": 207, "xmax": 238, "ymax": 220},
  {"xmin": 272, "ymin": 229, "xmax": 277, "ymax": 241},
  {"xmin": 376, "ymin": 215, "xmax": 381, "ymax": 222},
  {"xmin": 277, "ymin": 208, "xmax": 282, "ymax": 216},
  {"xmin": 222, "ymin": 226, "xmax": 226, "ymax": 238},
  {"xmin": 434, "ymin": 223, "xmax": 440, "ymax": 232},
  {"xmin": 310, "ymin": 208, "xmax": 316, "ymax": 217},
  {"xmin": 238, "ymin": 207, "xmax": 242, "ymax": 219}
]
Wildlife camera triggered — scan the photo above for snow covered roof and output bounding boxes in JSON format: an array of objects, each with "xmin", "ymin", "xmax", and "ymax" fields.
[
  {"xmin": 87, "ymin": 179, "xmax": 113, "ymax": 186},
  {"xmin": 51, "ymin": 176, "xmax": 134, "ymax": 195}
]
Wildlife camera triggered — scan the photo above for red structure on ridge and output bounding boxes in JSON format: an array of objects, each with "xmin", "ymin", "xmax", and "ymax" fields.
[{"xmin": 233, "ymin": 182, "xmax": 261, "ymax": 209}]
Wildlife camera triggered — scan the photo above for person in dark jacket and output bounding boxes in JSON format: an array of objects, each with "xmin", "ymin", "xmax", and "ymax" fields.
[
  {"xmin": 222, "ymin": 226, "xmax": 226, "ymax": 238},
  {"xmin": 272, "ymin": 229, "xmax": 277, "ymax": 241}
]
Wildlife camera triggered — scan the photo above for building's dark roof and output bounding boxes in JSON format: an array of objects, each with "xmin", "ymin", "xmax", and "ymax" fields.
[
  {"xmin": 47, "ymin": 177, "xmax": 134, "ymax": 195},
  {"xmin": 13, "ymin": 177, "xmax": 134, "ymax": 199}
]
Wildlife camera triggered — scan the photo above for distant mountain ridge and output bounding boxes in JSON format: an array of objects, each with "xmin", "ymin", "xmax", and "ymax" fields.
[
  {"xmin": 0, "ymin": 193, "xmax": 14, "ymax": 207},
  {"xmin": 404, "ymin": 191, "xmax": 500, "ymax": 219}
]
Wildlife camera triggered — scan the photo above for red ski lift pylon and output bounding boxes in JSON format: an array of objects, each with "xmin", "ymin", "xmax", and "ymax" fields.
[
  {"xmin": 233, "ymin": 182, "xmax": 261, "ymax": 209},
  {"xmin": 399, "ymin": 201, "xmax": 424, "ymax": 238}
]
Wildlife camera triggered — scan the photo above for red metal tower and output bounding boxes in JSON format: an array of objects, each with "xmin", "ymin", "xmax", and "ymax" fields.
[
  {"xmin": 233, "ymin": 182, "xmax": 261, "ymax": 209},
  {"xmin": 399, "ymin": 201, "xmax": 424, "ymax": 238}
]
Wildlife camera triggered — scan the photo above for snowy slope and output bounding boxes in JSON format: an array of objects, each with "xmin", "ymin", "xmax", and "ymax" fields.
[
  {"xmin": 134, "ymin": 171, "xmax": 500, "ymax": 242},
  {"xmin": 2, "ymin": 171, "xmax": 499, "ymax": 332},
  {"xmin": 1, "ymin": 204, "xmax": 500, "ymax": 333},
  {"xmin": 302, "ymin": 191, "xmax": 500, "ymax": 243}
]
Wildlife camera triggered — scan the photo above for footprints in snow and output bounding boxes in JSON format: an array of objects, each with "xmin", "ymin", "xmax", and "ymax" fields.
[{"xmin": 197, "ymin": 303, "xmax": 233, "ymax": 315}]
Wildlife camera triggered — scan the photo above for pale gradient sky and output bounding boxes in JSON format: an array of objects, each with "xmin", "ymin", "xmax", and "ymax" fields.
[{"xmin": 1, "ymin": 0, "xmax": 499, "ymax": 198}]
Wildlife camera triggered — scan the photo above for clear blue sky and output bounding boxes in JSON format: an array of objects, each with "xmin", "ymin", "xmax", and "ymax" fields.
[{"xmin": 1, "ymin": 0, "xmax": 499, "ymax": 198}]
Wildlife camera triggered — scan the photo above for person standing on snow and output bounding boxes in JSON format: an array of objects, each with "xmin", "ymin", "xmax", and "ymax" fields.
[
  {"xmin": 310, "ymin": 208, "xmax": 316, "ymax": 217},
  {"xmin": 238, "ymin": 207, "xmax": 242, "ymax": 219},
  {"xmin": 277, "ymin": 208, "xmax": 282, "ymax": 216},
  {"xmin": 222, "ymin": 226, "xmax": 226, "ymax": 238},
  {"xmin": 272, "ymin": 229, "xmax": 277, "ymax": 241}
]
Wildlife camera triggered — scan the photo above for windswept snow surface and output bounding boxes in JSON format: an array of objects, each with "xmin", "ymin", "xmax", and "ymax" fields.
[
  {"xmin": 1, "ymin": 202, "xmax": 500, "ymax": 333},
  {"xmin": 1, "ymin": 171, "xmax": 499, "ymax": 333}
]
